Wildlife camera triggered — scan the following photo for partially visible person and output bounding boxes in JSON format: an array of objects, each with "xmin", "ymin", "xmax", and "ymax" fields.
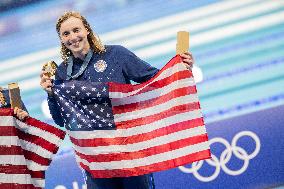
[{"xmin": 0, "ymin": 87, "xmax": 29, "ymax": 120}]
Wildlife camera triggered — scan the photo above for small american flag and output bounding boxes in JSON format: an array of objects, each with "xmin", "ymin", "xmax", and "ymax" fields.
[
  {"xmin": 53, "ymin": 55, "xmax": 211, "ymax": 178},
  {"xmin": 0, "ymin": 108, "xmax": 65, "ymax": 189}
]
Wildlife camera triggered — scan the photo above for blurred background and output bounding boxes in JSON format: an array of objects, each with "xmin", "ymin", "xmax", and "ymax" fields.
[{"xmin": 0, "ymin": 0, "xmax": 284, "ymax": 189}]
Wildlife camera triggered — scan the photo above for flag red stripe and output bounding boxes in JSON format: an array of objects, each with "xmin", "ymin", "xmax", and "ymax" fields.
[
  {"xmin": 76, "ymin": 133, "xmax": 208, "ymax": 162},
  {"xmin": 0, "ymin": 145, "xmax": 23, "ymax": 155},
  {"xmin": 22, "ymin": 150, "xmax": 51, "ymax": 166},
  {"xmin": 17, "ymin": 128, "xmax": 60, "ymax": 154},
  {"xmin": 0, "ymin": 126, "xmax": 17, "ymax": 136},
  {"xmin": 109, "ymin": 56, "xmax": 188, "ymax": 93},
  {"xmin": 0, "ymin": 183, "xmax": 41, "ymax": 189},
  {"xmin": 0, "ymin": 126, "xmax": 59, "ymax": 164},
  {"xmin": 0, "ymin": 108, "xmax": 65, "ymax": 139},
  {"xmin": 71, "ymin": 117, "xmax": 204, "ymax": 147},
  {"xmin": 111, "ymin": 70, "xmax": 191, "ymax": 99},
  {"xmin": 0, "ymin": 165, "xmax": 44, "ymax": 178},
  {"xmin": 0, "ymin": 137, "xmax": 53, "ymax": 165},
  {"xmin": 110, "ymin": 70, "xmax": 191, "ymax": 104},
  {"xmin": 116, "ymin": 102, "xmax": 200, "ymax": 129},
  {"xmin": 112, "ymin": 86, "xmax": 197, "ymax": 114},
  {"xmin": 0, "ymin": 108, "xmax": 12, "ymax": 116},
  {"xmin": 25, "ymin": 117, "xmax": 65, "ymax": 139},
  {"xmin": 82, "ymin": 149, "xmax": 211, "ymax": 178}
]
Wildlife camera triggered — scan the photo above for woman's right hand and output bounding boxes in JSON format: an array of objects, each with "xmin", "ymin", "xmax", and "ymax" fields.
[{"xmin": 40, "ymin": 71, "xmax": 54, "ymax": 95}]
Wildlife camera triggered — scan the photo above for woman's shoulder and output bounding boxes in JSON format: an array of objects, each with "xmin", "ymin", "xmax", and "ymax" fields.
[{"xmin": 105, "ymin": 45, "xmax": 130, "ymax": 54}]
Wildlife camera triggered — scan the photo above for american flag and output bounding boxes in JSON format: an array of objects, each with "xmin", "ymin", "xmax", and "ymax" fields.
[
  {"xmin": 53, "ymin": 55, "xmax": 211, "ymax": 178},
  {"xmin": 0, "ymin": 108, "xmax": 65, "ymax": 189}
]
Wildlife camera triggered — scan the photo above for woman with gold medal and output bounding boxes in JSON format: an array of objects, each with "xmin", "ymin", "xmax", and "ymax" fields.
[{"xmin": 40, "ymin": 11, "xmax": 194, "ymax": 189}]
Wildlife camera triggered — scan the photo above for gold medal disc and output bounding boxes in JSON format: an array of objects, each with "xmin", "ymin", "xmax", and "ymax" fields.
[{"xmin": 42, "ymin": 61, "xmax": 58, "ymax": 77}]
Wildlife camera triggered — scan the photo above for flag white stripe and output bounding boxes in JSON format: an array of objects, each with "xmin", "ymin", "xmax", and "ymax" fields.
[
  {"xmin": 109, "ymin": 62, "xmax": 188, "ymax": 98},
  {"xmin": 0, "ymin": 136, "xmax": 55, "ymax": 159},
  {"xmin": 0, "ymin": 116, "xmax": 15, "ymax": 126},
  {"xmin": 114, "ymin": 94, "xmax": 199, "ymax": 122},
  {"xmin": 0, "ymin": 116, "xmax": 64, "ymax": 145},
  {"xmin": 69, "ymin": 110, "xmax": 202, "ymax": 139},
  {"xmin": 15, "ymin": 119, "xmax": 64, "ymax": 145},
  {"xmin": 0, "ymin": 173, "xmax": 44, "ymax": 188},
  {"xmin": 0, "ymin": 155, "xmax": 48, "ymax": 171},
  {"xmin": 0, "ymin": 155, "xmax": 26, "ymax": 165},
  {"xmin": 0, "ymin": 136, "xmax": 20, "ymax": 146},
  {"xmin": 79, "ymin": 141, "xmax": 209, "ymax": 170},
  {"xmin": 26, "ymin": 159, "xmax": 48, "ymax": 171},
  {"xmin": 21, "ymin": 140, "xmax": 55, "ymax": 159},
  {"xmin": 111, "ymin": 77, "xmax": 195, "ymax": 106},
  {"xmin": 72, "ymin": 125, "xmax": 206, "ymax": 155}
]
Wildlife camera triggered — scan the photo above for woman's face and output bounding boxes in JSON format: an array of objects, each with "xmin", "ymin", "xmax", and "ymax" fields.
[{"xmin": 59, "ymin": 16, "xmax": 90, "ymax": 57}]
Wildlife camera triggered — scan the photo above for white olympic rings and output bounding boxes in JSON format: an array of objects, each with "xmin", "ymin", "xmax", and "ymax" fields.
[{"xmin": 179, "ymin": 131, "xmax": 260, "ymax": 182}]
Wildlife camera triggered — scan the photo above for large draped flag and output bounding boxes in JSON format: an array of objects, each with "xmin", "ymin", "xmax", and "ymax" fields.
[
  {"xmin": 53, "ymin": 55, "xmax": 211, "ymax": 178},
  {"xmin": 0, "ymin": 108, "xmax": 65, "ymax": 189}
]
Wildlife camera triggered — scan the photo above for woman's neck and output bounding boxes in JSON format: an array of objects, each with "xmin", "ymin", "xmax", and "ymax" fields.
[{"xmin": 73, "ymin": 45, "xmax": 91, "ymax": 60}]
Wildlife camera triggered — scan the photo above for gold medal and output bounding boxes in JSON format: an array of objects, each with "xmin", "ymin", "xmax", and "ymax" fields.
[{"xmin": 42, "ymin": 61, "xmax": 58, "ymax": 78}]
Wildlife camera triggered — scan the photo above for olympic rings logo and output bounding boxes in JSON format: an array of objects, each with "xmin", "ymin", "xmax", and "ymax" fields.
[{"xmin": 179, "ymin": 131, "xmax": 260, "ymax": 182}]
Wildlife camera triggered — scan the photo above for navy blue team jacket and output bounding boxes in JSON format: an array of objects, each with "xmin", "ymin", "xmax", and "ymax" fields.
[{"xmin": 47, "ymin": 45, "xmax": 159, "ymax": 128}]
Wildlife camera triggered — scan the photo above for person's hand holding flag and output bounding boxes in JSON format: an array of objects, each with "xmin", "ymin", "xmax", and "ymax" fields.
[
  {"xmin": 13, "ymin": 107, "xmax": 29, "ymax": 120},
  {"xmin": 180, "ymin": 52, "xmax": 194, "ymax": 69}
]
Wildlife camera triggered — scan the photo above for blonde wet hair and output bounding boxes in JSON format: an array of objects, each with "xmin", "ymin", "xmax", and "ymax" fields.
[{"xmin": 56, "ymin": 11, "xmax": 106, "ymax": 62}]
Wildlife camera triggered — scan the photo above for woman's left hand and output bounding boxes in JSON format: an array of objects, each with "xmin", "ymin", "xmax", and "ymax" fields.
[
  {"xmin": 180, "ymin": 52, "xmax": 194, "ymax": 69},
  {"xmin": 14, "ymin": 107, "xmax": 29, "ymax": 121}
]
